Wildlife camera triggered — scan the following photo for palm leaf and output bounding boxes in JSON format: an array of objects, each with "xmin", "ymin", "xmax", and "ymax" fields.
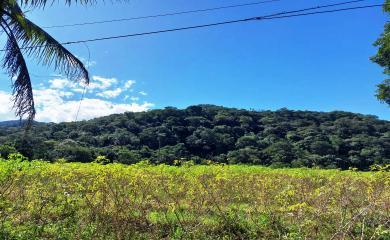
[
  {"xmin": 4, "ymin": 3, "xmax": 89, "ymax": 84},
  {"xmin": 19, "ymin": 0, "xmax": 95, "ymax": 9},
  {"xmin": 18, "ymin": 0, "xmax": 122, "ymax": 9},
  {"xmin": 1, "ymin": 18, "xmax": 35, "ymax": 125}
]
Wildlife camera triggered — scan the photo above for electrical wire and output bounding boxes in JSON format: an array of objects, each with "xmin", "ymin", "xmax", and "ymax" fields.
[
  {"xmin": 0, "ymin": 1, "xmax": 383, "ymax": 52},
  {"xmin": 58, "ymin": 3, "xmax": 387, "ymax": 46},
  {"xmin": 43, "ymin": 0, "xmax": 281, "ymax": 29},
  {"xmin": 261, "ymin": 3, "xmax": 384, "ymax": 19},
  {"xmin": 74, "ymin": 43, "xmax": 90, "ymax": 122}
]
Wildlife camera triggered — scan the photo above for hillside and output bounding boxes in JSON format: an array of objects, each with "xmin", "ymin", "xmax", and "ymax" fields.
[
  {"xmin": 0, "ymin": 120, "xmax": 43, "ymax": 127},
  {"xmin": 0, "ymin": 105, "xmax": 389, "ymax": 170}
]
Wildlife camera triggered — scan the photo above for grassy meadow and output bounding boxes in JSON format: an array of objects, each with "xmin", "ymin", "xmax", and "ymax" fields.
[{"xmin": 0, "ymin": 156, "xmax": 389, "ymax": 239}]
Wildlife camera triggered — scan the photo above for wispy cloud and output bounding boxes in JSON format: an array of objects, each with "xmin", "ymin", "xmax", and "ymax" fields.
[
  {"xmin": 130, "ymin": 96, "xmax": 139, "ymax": 101},
  {"xmin": 49, "ymin": 78, "xmax": 76, "ymax": 89},
  {"xmin": 75, "ymin": 55, "xmax": 97, "ymax": 68},
  {"xmin": 124, "ymin": 80, "xmax": 136, "ymax": 89},
  {"xmin": 0, "ymin": 91, "xmax": 14, "ymax": 120},
  {"xmin": 139, "ymin": 91, "xmax": 147, "ymax": 96},
  {"xmin": 89, "ymin": 76, "xmax": 118, "ymax": 90},
  {"xmin": 97, "ymin": 88, "xmax": 122, "ymax": 99}
]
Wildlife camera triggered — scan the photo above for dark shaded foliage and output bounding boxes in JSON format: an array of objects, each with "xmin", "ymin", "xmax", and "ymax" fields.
[
  {"xmin": 371, "ymin": 0, "xmax": 390, "ymax": 105},
  {"xmin": 1, "ymin": 105, "xmax": 389, "ymax": 170}
]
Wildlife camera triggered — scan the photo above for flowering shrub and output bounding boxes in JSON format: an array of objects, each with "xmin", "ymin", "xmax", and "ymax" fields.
[{"xmin": 0, "ymin": 159, "xmax": 388, "ymax": 239}]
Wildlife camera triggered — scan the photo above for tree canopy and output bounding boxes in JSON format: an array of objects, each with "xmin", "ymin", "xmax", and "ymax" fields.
[
  {"xmin": 371, "ymin": 0, "xmax": 390, "ymax": 105},
  {"xmin": 1, "ymin": 105, "xmax": 388, "ymax": 170}
]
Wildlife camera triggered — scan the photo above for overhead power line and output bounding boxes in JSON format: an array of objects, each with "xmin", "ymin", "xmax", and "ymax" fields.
[
  {"xmin": 60, "ymin": 2, "xmax": 384, "ymax": 45},
  {"xmin": 43, "ymin": 0, "xmax": 281, "ymax": 29},
  {"xmin": 0, "ymin": 1, "xmax": 383, "ymax": 52},
  {"xmin": 43, "ymin": 0, "xmax": 368, "ymax": 29},
  {"xmin": 74, "ymin": 43, "xmax": 90, "ymax": 122},
  {"xmin": 261, "ymin": 4, "xmax": 382, "ymax": 19}
]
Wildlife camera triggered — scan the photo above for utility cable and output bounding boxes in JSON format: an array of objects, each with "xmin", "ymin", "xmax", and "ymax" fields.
[
  {"xmin": 0, "ymin": 1, "xmax": 382, "ymax": 52},
  {"xmin": 43, "ymin": 0, "xmax": 281, "ymax": 29}
]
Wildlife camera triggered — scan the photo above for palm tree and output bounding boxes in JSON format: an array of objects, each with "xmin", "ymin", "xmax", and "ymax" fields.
[{"xmin": 0, "ymin": 0, "xmax": 91, "ymax": 125}]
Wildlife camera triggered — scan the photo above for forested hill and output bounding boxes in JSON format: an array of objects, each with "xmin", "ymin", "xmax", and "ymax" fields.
[
  {"xmin": 0, "ymin": 120, "xmax": 43, "ymax": 127},
  {"xmin": 0, "ymin": 105, "xmax": 389, "ymax": 170}
]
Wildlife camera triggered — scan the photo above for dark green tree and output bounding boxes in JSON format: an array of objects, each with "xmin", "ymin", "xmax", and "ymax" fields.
[
  {"xmin": 0, "ymin": 105, "xmax": 388, "ymax": 170},
  {"xmin": 0, "ymin": 144, "xmax": 17, "ymax": 158},
  {"xmin": 371, "ymin": 1, "xmax": 390, "ymax": 105}
]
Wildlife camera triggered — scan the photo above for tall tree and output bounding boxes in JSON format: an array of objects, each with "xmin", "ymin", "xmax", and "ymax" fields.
[
  {"xmin": 0, "ymin": 0, "xmax": 91, "ymax": 124},
  {"xmin": 371, "ymin": 0, "xmax": 390, "ymax": 106}
]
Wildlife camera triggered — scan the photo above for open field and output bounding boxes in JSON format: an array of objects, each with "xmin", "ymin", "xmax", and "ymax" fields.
[{"xmin": 0, "ymin": 158, "xmax": 389, "ymax": 239}]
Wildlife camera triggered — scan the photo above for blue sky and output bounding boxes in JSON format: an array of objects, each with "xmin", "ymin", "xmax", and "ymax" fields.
[{"xmin": 0, "ymin": 0, "xmax": 389, "ymax": 122}]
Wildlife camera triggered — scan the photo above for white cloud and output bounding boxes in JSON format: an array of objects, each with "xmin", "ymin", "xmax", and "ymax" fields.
[
  {"xmin": 0, "ymin": 89, "xmax": 153, "ymax": 123},
  {"xmin": 124, "ymin": 96, "xmax": 140, "ymax": 102},
  {"xmin": 124, "ymin": 80, "xmax": 136, "ymax": 89},
  {"xmin": 139, "ymin": 91, "xmax": 147, "ymax": 96},
  {"xmin": 75, "ymin": 55, "xmax": 97, "ymax": 68},
  {"xmin": 89, "ymin": 76, "xmax": 117, "ymax": 90},
  {"xmin": 34, "ymin": 89, "xmax": 72, "ymax": 106},
  {"xmin": 85, "ymin": 60, "xmax": 97, "ymax": 68},
  {"xmin": 49, "ymin": 78, "xmax": 76, "ymax": 89},
  {"xmin": 0, "ymin": 75, "xmax": 153, "ymax": 123},
  {"xmin": 72, "ymin": 88, "xmax": 85, "ymax": 93},
  {"xmin": 35, "ymin": 98, "xmax": 153, "ymax": 122},
  {"xmin": 61, "ymin": 91, "xmax": 74, "ymax": 98},
  {"xmin": 48, "ymin": 76, "xmax": 133, "ymax": 95},
  {"xmin": 0, "ymin": 91, "xmax": 14, "ymax": 120},
  {"xmin": 97, "ymin": 88, "xmax": 122, "ymax": 99},
  {"xmin": 32, "ymin": 87, "xmax": 152, "ymax": 122}
]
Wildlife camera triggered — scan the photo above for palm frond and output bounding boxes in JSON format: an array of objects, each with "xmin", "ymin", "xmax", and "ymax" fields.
[
  {"xmin": 19, "ymin": 0, "xmax": 95, "ymax": 9},
  {"xmin": 18, "ymin": 0, "xmax": 123, "ymax": 9},
  {"xmin": 1, "ymin": 18, "xmax": 35, "ymax": 125},
  {"xmin": 4, "ymin": 2, "xmax": 89, "ymax": 84}
]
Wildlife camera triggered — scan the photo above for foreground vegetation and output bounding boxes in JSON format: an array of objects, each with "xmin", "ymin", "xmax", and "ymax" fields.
[
  {"xmin": 1, "ymin": 105, "xmax": 389, "ymax": 170},
  {"xmin": 0, "ymin": 155, "xmax": 389, "ymax": 239}
]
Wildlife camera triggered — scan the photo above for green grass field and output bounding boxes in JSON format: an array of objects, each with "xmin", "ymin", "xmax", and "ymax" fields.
[{"xmin": 0, "ymin": 157, "xmax": 389, "ymax": 239}]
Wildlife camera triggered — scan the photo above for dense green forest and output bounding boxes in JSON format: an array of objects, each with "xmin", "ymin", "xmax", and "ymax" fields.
[{"xmin": 0, "ymin": 105, "xmax": 389, "ymax": 170}]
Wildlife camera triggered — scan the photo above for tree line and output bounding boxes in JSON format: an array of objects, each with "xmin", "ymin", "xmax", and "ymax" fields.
[{"xmin": 0, "ymin": 105, "xmax": 389, "ymax": 170}]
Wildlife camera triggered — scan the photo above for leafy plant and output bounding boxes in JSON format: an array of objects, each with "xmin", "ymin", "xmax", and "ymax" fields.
[{"xmin": 0, "ymin": 161, "xmax": 388, "ymax": 239}]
